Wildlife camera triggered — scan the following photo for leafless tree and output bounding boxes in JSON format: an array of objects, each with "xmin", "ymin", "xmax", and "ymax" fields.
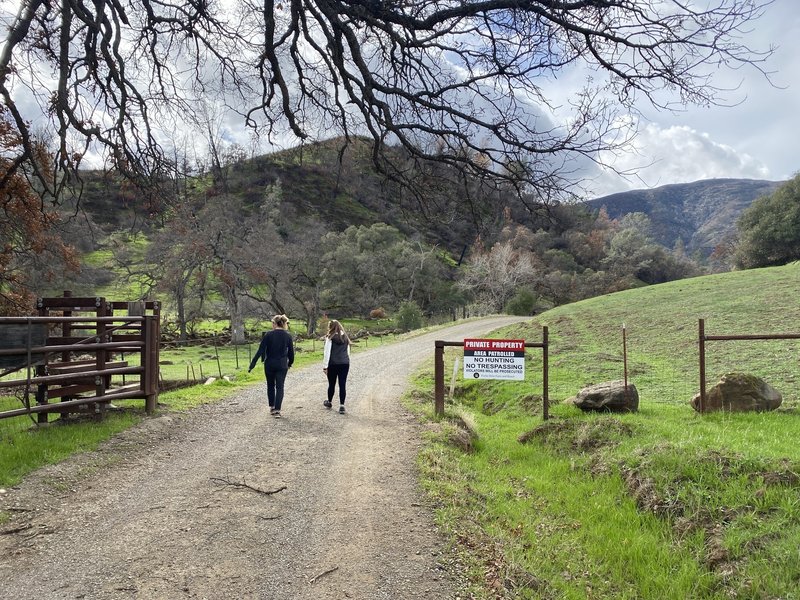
[
  {"xmin": 457, "ymin": 240, "xmax": 538, "ymax": 311},
  {"xmin": 0, "ymin": 0, "xmax": 773, "ymax": 207}
]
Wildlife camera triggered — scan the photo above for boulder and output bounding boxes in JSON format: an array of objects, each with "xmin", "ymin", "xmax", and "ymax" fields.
[
  {"xmin": 573, "ymin": 380, "xmax": 639, "ymax": 413},
  {"xmin": 691, "ymin": 372, "xmax": 782, "ymax": 413}
]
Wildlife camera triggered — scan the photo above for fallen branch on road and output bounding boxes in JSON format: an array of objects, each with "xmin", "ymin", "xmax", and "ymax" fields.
[
  {"xmin": 210, "ymin": 476, "xmax": 287, "ymax": 496},
  {"xmin": 0, "ymin": 523, "xmax": 32, "ymax": 535},
  {"xmin": 309, "ymin": 566, "xmax": 338, "ymax": 584}
]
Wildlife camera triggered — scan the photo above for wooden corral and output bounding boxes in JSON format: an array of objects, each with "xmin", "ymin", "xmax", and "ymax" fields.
[{"xmin": 0, "ymin": 292, "xmax": 160, "ymax": 422}]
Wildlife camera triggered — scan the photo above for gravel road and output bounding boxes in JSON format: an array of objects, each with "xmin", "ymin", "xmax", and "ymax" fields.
[{"xmin": 0, "ymin": 317, "xmax": 525, "ymax": 600}]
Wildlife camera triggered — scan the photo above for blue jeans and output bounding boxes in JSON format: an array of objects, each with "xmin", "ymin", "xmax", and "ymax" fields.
[{"xmin": 265, "ymin": 367, "xmax": 288, "ymax": 410}]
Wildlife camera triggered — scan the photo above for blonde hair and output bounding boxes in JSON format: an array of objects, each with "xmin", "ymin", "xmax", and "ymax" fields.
[
  {"xmin": 326, "ymin": 319, "xmax": 344, "ymax": 336},
  {"xmin": 272, "ymin": 314, "xmax": 290, "ymax": 329}
]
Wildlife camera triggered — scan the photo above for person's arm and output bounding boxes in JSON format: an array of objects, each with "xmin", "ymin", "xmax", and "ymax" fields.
[
  {"xmin": 248, "ymin": 338, "xmax": 265, "ymax": 372},
  {"xmin": 322, "ymin": 338, "xmax": 331, "ymax": 369},
  {"xmin": 287, "ymin": 333, "xmax": 295, "ymax": 368}
]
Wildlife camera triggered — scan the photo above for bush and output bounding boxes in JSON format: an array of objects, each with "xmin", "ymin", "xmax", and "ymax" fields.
[
  {"xmin": 369, "ymin": 307, "xmax": 387, "ymax": 319},
  {"xmin": 395, "ymin": 301, "xmax": 424, "ymax": 331},
  {"xmin": 504, "ymin": 288, "xmax": 538, "ymax": 316}
]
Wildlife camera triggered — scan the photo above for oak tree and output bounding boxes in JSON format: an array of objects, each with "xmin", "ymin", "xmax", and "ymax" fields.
[{"xmin": 0, "ymin": 0, "xmax": 772, "ymax": 208}]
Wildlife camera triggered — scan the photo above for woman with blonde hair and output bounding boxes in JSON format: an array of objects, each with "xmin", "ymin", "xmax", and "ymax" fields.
[
  {"xmin": 322, "ymin": 319, "xmax": 351, "ymax": 413},
  {"xmin": 248, "ymin": 314, "xmax": 294, "ymax": 418}
]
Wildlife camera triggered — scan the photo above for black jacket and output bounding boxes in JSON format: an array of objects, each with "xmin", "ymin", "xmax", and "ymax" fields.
[{"xmin": 249, "ymin": 329, "xmax": 294, "ymax": 371}]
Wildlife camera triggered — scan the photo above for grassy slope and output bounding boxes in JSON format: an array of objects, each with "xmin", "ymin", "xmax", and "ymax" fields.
[{"xmin": 409, "ymin": 262, "xmax": 800, "ymax": 599}]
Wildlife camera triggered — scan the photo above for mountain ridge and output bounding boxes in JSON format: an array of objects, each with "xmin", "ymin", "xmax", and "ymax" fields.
[{"xmin": 586, "ymin": 178, "xmax": 783, "ymax": 254}]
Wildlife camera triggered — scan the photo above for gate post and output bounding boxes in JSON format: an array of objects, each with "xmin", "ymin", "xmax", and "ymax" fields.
[
  {"xmin": 698, "ymin": 318, "xmax": 706, "ymax": 414},
  {"xmin": 434, "ymin": 340, "xmax": 445, "ymax": 416},
  {"xmin": 542, "ymin": 326, "xmax": 549, "ymax": 421},
  {"xmin": 143, "ymin": 316, "xmax": 159, "ymax": 414}
]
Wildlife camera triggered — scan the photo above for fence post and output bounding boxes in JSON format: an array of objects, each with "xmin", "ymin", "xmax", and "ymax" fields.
[
  {"xmin": 622, "ymin": 323, "xmax": 629, "ymax": 395},
  {"xmin": 434, "ymin": 341, "xmax": 445, "ymax": 416},
  {"xmin": 699, "ymin": 318, "xmax": 706, "ymax": 414},
  {"xmin": 214, "ymin": 335, "xmax": 222, "ymax": 378},
  {"xmin": 542, "ymin": 326, "xmax": 549, "ymax": 421},
  {"xmin": 96, "ymin": 298, "xmax": 108, "ymax": 408}
]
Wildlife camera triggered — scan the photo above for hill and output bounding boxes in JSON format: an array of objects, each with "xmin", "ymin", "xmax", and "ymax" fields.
[
  {"xmin": 75, "ymin": 144, "xmax": 783, "ymax": 261},
  {"xmin": 586, "ymin": 178, "xmax": 783, "ymax": 254},
  {"xmin": 74, "ymin": 137, "xmax": 507, "ymax": 257}
]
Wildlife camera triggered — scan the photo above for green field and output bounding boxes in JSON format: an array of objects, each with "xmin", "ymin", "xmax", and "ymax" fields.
[{"xmin": 408, "ymin": 262, "xmax": 800, "ymax": 599}]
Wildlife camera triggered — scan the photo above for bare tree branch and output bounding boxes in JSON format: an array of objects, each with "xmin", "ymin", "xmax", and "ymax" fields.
[
  {"xmin": 209, "ymin": 475, "xmax": 288, "ymax": 496},
  {"xmin": 0, "ymin": 0, "xmax": 774, "ymax": 207}
]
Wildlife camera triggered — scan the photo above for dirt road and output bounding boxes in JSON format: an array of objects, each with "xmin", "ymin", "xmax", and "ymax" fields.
[{"xmin": 0, "ymin": 317, "xmax": 525, "ymax": 599}]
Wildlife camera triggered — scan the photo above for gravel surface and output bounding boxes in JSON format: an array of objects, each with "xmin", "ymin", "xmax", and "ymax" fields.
[{"xmin": 0, "ymin": 317, "xmax": 525, "ymax": 600}]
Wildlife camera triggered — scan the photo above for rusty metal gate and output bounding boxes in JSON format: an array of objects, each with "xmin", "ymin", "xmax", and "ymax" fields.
[{"xmin": 0, "ymin": 293, "xmax": 161, "ymax": 421}]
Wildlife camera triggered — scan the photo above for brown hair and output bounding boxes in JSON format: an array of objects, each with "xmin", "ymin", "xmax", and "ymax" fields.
[
  {"xmin": 272, "ymin": 314, "xmax": 290, "ymax": 329},
  {"xmin": 326, "ymin": 319, "xmax": 349, "ymax": 343}
]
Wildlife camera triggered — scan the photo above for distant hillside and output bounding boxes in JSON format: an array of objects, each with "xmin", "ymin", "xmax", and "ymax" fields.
[
  {"xmin": 586, "ymin": 178, "xmax": 783, "ymax": 254},
  {"xmin": 75, "ymin": 137, "xmax": 507, "ymax": 257},
  {"xmin": 74, "ymin": 143, "xmax": 782, "ymax": 264}
]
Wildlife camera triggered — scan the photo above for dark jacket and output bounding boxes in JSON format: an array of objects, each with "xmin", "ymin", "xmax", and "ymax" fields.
[{"xmin": 249, "ymin": 329, "xmax": 294, "ymax": 371}]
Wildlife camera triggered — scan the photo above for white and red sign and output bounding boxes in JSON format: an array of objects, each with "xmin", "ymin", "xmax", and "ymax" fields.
[{"xmin": 463, "ymin": 338, "xmax": 525, "ymax": 380}]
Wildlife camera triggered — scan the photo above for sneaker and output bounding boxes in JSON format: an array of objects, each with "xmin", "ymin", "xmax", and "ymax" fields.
[
  {"xmin": 323, "ymin": 400, "xmax": 332, "ymax": 409},
  {"xmin": 273, "ymin": 411, "xmax": 281, "ymax": 418},
  {"xmin": 269, "ymin": 408, "xmax": 277, "ymax": 415},
  {"xmin": 338, "ymin": 405, "xmax": 345, "ymax": 414}
]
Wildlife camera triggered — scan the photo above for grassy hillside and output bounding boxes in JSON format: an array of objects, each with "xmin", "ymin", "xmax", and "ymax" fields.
[{"xmin": 411, "ymin": 262, "xmax": 800, "ymax": 599}]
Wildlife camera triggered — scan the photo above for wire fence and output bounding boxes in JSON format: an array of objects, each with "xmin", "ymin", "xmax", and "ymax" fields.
[
  {"xmin": 439, "ymin": 323, "xmax": 800, "ymax": 413},
  {"xmin": 703, "ymin": 336, "xmax": 800, "ymax": 408}
]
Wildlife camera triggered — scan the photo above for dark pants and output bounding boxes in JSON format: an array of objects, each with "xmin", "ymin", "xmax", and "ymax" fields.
[
  {"xmin": 265, "ymin": 367, "xmax": 288, "ymax": 410},
  {"xmin": 326, "ymin": 363, "xmax": 350, "ymax": 405}
]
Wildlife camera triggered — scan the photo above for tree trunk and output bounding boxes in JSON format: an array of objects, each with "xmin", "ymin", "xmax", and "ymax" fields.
[{"xmin": 228, "ymin": 290, "xmax": 246, "ymax": 345}]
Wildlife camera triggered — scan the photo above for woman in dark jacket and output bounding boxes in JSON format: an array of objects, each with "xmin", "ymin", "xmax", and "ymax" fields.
[
  {"xmin": 248, "ymin": 314, "xmax": 294, "ymax": 418},
  {"xmin": 322, "ymin": 319, "xmax": 351, "ymax": 414}
]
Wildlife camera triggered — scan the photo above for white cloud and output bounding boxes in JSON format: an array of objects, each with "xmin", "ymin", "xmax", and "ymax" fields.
[
  {"xmin": 588, "ymin": 121, "xmax": 772, "ymax": 197},
  {"xmin": 567, "ymin": 1, "xmax": 800, "ymax": 199}
]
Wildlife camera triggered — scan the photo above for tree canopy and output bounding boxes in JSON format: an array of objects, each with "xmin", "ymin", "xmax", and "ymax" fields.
[
  {"xmin": 0, "ymin": 105, "xmax": 78, "ymax": 313},
  {"xmin": 735, "ymin": 174, "xmax": 800, "ymax": 269},
  {"xmin": 0, "ymin": 0, "xmax": 772, "ymax": 205}
]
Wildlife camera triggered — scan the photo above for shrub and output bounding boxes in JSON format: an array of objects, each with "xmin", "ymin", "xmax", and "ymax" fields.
[
  {"xmin": 395, "ymin": 301, "xmax": 424, "ymax": 331},
  {"xmin": 504, "ymin": 288, "xmax": 538, "ymax": 316},
  {"xmin": 369, "ymin": 307, "xmax": 387, "ymax": 319}
]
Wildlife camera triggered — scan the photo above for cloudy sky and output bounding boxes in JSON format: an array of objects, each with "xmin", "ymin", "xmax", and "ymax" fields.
[{"xmin": 584, "ymin": 0, "xmax": 800, "ymax": 198}]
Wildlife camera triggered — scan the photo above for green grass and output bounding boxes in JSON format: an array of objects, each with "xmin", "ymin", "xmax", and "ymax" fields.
[
  {"xmin": 406, "ymin": 262, "xmax": 800, "ymax": 599},
  {"xmin": 0, "ymin": 411, "xmax": 141, "ymax": 488}
]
